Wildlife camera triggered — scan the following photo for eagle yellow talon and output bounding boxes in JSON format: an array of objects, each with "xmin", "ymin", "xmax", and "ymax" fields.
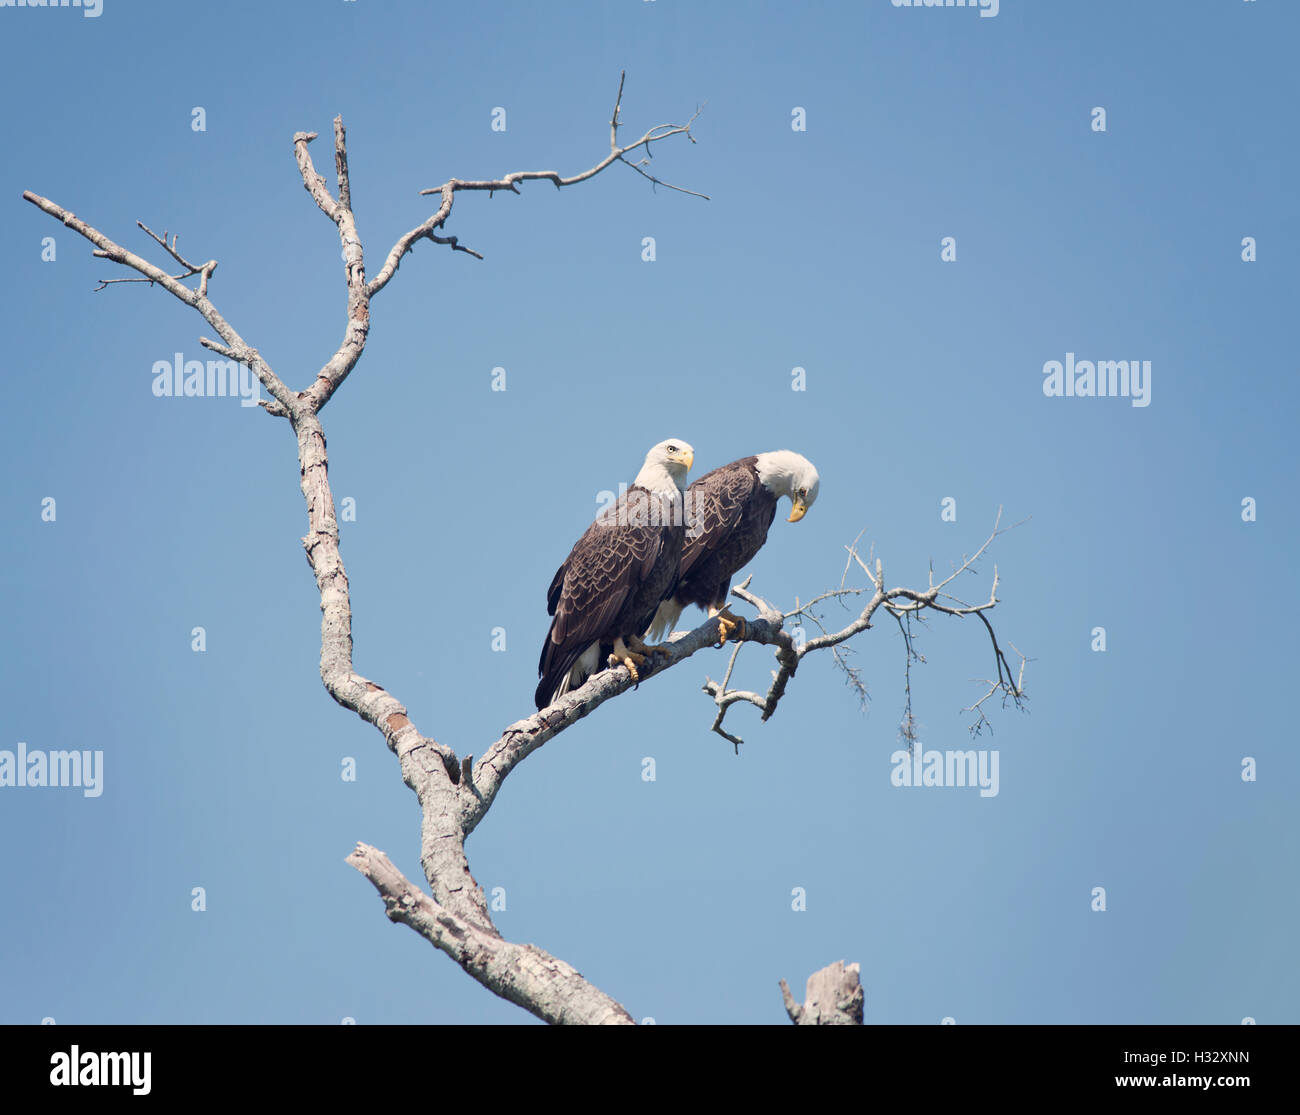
[
  {"xmin": 608, "ymin": 650, "xmax": 650, "ymax": 684},
  {"xmin": 713, "ymin": 607, "xmax": 747, "ymax": 646},
  {"xmin": 626, "ymin": 633, "xmax": 670, "ymax": 661}
]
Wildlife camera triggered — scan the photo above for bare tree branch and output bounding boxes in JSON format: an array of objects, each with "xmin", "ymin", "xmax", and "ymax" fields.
[
  {"xmin": 464, "ymin": 610, "xmax": 790, "ymax": 835},
  {"xmin": 703, "ymin": 510, "xmax": 1029, "ymax": 744},
  {"xmin": 703, "ymin": 641, "xmax": 761, "ymax": 751},
  {"xmin": 366, "ymin": 71, "xmax": 708, "ymax": 296},
  {"xmin": 22, "ymin": 190, "xmax": 294, "ymax": 415},
  {"xmin": 347, "ymin": 843, "xmax": 633, "ymax": 1025}
]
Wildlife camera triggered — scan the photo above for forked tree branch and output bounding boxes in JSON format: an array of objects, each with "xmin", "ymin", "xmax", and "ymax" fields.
[
  {"xmin": 366, "ymin": 70, "xmax": 707, "ymax": 297},
  {"xmin": 346, "ymin": 843, "xmax": 632, "ymax": 1024}
]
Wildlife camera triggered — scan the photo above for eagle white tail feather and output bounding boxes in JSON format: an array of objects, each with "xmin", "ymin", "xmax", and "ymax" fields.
[
  {"xmin": 553, "ymin": 641, "xmax": 602, "ymax": 705},
  {"xmin": 645, "ymin": 599, "xmax": 685, "ymax": 644},
  {"xmin": 550, "ymin": 623, "xmax": 675, "ymax": 704}
]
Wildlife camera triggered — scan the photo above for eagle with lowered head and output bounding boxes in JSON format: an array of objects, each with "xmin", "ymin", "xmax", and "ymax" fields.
[
  {"xmin": 535, "ymin": 438, "xmax": 694, "ymax": 710},
  {"xmin": 647, "ymin": 450, "xmax": 819, "ymax": 644}
]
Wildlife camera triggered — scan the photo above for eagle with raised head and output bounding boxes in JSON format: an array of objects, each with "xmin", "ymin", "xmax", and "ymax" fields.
[
  {"xmin": 647, "ymin": 450, "xmax": 819, "ymax": 644},
  {"xmin": 535, "ymin": 438, "xmax": 695, "ymax": 710}
]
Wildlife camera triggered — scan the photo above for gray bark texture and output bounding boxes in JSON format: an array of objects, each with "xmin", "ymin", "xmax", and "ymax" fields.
[{"xmin": 781, "ymin": 962, "xmax": 865, "ymax": 1026}]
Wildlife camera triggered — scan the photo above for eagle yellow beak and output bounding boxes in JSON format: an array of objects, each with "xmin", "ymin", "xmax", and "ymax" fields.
[
  {"xmin": 682, "ymin": 449, "xmax": 694, "ymax": 472},
  {"xmin": 787, "ymin": 500, "xmax": 808, "ymax": 523}
]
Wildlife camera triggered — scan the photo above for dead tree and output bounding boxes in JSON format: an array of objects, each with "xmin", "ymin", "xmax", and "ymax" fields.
[{"xmin": 23, "ymin": 76, "xmax": 1024, "ymax": 1026}]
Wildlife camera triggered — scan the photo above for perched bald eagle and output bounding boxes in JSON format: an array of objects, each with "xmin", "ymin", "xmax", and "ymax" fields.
[
  {"xmin": 536, "ymin": 439, "xmax": 695, "ymax": 710},
  {"xmin": 647, "ymin": 450, "xmax": 820, "ymax": 644}
]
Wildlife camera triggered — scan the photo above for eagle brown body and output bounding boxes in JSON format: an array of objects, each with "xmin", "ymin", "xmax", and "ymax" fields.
[
  {"xmin": 535, "ymin": 439, "xmax": 694, "ymax": 710},
  {"xmin": 675, "ymin": 457, "xmax": 777, "ymax": 614},
  {"xmin": 536, "ymin": 487, "xmax": 685, "ymax": 709}
]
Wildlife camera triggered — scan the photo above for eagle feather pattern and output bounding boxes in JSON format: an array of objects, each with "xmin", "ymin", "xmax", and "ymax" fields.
[
  {"xmin": 646, "ymin": 457, "xmax": 777, "ymax": 642},
  {"xmin": 535, "ymin": 485, "xmax": 685, "ymax": 709}
]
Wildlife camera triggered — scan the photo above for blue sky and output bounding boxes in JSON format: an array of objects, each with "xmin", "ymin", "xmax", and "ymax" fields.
[{"xmin": 1, "ymin": 0, "xmax": 1295, "ymax": 1025}]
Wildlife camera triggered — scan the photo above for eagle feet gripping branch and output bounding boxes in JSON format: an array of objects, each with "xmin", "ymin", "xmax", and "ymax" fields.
[
  {"xmin": 608, "ymin": 634, "xmax": 670, "ymax": 687},
  {"xmin": 711, "ymin": 606, "xmax": 747, "ymax": 646},
  {"xmin": 608, "ymin": 650, "xmax": 649, "ymax": 684}
]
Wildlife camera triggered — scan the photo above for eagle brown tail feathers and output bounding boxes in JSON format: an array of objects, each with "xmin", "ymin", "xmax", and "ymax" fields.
[{"xmin": 535, "ymin": 639, "xmax": 599, "ymax": 711}]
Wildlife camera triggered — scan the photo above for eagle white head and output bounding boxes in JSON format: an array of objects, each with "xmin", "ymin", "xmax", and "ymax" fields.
[
  {"xmin": 755, "ymin": 450, "xmax": 820, "ymax": 522},
  {"xmin": 634, "ymin": 438, "xmax": 695, "ymax": 493}
]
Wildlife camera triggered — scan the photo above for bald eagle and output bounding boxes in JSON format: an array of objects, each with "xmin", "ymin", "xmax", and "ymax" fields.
[
  {"xmin": 647, "ymin": 450, "xmax": 820, "ymax": 644},
  {"xmin": 536, "ymin": 439, "xmax": 695, "ymax": 710}
]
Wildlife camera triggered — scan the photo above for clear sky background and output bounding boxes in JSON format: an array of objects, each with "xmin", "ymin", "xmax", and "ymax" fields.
[{"xmin": 1, "ymin": 0, "xmax": 1295, "ymax": 1025}]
